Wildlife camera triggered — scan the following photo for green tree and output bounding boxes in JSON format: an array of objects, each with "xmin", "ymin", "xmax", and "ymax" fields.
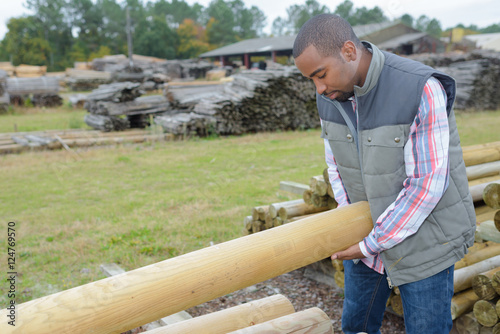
[
  {"xmin": 205, "ymin": 0, "xmax": 237, "ymax": 46},
  {"xmin": 400, "ymin": 14, "xmax": 414, "ymax": 27},
  {"xmin": 68, "ymin": 0, "xmax": 105, "ymax": 59},
  {"xmin": 481, "ymin": 23, "xmax": 500, "ymax": 33},
  {"xmin": 334, "ymin": 0, "xmax": 354, "ymax": 20},
  {"xmin": 272, "ymin": 0, "xmax": 329, "ymax": 36},
  {"xmin": 426, "ymin": 18, "xmax": 442, "ymax": 38},
  {"xmin": 2, "ymin": 16, "xmax": 52, "ymax": 65},
  {"xmin": 350, "ymin": 6, "xmax": 386, "ymax": 26},
  {"xmin": 177, "ymin": 18, "xmax": 210, "ymax": 59},
  {"xmin": 134, "ymin": 15, "xmax": 177, "ymax": 59}
]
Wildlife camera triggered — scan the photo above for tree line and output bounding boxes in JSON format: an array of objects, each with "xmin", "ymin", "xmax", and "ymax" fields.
[{"xmin": 0, "ymin": 0, "xmax": 498, "ymax": 72}]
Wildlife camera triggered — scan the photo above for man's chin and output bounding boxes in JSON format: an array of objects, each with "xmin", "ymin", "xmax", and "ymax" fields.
[{"xmin": 335, "ymin": 91, "xmax": 354, "ymax": 102}]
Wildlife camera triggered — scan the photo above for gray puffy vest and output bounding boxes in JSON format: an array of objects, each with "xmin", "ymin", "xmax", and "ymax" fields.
[{"xmin": 318, "ymin": 42, "xmax": 476, "ymax": 286}]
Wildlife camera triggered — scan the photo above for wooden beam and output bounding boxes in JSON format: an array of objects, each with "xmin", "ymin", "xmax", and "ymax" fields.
[
  {"xmin": 144, "ymin": 295, "xmax": 295, "ymax": 334},
  {"xmin": 226, "ymin": 307, "xmax": 333, "ymax": 334},
  {"xmin": 0, "ymin": 201, "xmax": 372, "ymax": 334},
  {"xmin": 279, "ymin": 181, "xmax": 309, "ymax": 195},
  {"xmin": 455, "ymin": 255, "xmax": 500, "ymax": 293}
]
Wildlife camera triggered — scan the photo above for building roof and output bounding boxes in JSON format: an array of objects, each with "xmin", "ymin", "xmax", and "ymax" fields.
[
  {"xmin": 199, "ymin": 21, "xmax": 424, "ymax": 58},
  {"xmin": 464, "ymin": 32, "xmax": 500, "ymax": 51},
  {"xmin": 200, "ymin": 35, "xmax": 297, "ymax": 58},
  {"xmin": 377, "ymin": 32, "xmax": 428, "ymax": 49}
]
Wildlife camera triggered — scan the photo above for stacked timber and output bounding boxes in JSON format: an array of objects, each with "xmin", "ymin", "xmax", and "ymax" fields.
[
  {"xmin": 65, "ymin": 69, "xmax": 112, "ymax": 91},
  {"xmin": 0, "ymin": 70, "xmax": 8, "ymax": 112},
  {"xmin": 409, "ymin": 49, "xmax": 500, "ymax": 110},
  {"xmin": 84, "ymin": 82, "xmax": 174, "ymax": 131},
  {"xmin": 6, "ymin": 76, "xmax": 62, "ymax": 107},
  {"xmin": 0, "ymin": 62, "xmax": 15, "ymax": 76},
  {"xmin": 145, "ymin": 295, "xmax": 333, "ymax": 334},
  {"xmin": 14, "ymin": 64, "xmax": 47, "ymax": 77},
  {"xmin": 160, "ymin": 68, "xmax": 318, "ymax": 136}
]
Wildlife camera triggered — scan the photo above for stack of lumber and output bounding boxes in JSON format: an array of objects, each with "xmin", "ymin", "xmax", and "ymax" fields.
[
  {"xmin": 0, "ymin": 129, "xmax": 174, "ymax": 154},
  {"xmin": 0, "ymin": 62, "xmax": 15, "ymax": 76},
  {"xmin": 409, "ymin": 49, "xmax": 500, "ymax": 110},
  {"xmin": 0, "ymin": 70, "xmax": 8, "ymax": 112},
  {"xmin": 84, "ymin": 82, "xmax": 174, "ymax": 131},
  {"xmin": 6, "ymin": 76, "xmax": 62, "ymax": 107},
  {"xmin": 14, "ymin": 64, "xmax": 47, "ymax": 77},
  {"xmin": 143, "ymin": 295, "xmax": 333, "ymax": 334},
  {"xmin": 159, "ymin": 67, "xmax": 318, "ymax": 136},
  {"xmin": 65, "ymin": 68, "xmax": 112, "ymax": 91}
]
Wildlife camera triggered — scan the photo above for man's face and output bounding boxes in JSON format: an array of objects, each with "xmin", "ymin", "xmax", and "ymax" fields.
[{"xmin": 295, "ymin": 44, "xmax": 357, "ymax": 102}]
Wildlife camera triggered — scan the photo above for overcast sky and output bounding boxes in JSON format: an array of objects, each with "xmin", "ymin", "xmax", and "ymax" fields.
[{"xmin": 1, "ymin": 0, "xmax": 499, "ymax": 40}]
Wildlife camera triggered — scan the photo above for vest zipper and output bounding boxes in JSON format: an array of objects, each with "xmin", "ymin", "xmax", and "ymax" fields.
[{"xmin": 386, "ymin": 276, "xmax": 393, "ymax": 289}]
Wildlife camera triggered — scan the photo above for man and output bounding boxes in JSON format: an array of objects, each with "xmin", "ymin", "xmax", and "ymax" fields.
[{"xmin": 293, "ymin": 14, "xmax": 476, "ymax": 334}]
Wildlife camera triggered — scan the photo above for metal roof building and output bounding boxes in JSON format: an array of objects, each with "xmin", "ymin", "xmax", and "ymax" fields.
[{"xmin": 199, "ymin": 21, "xmax": 444, "ymax": 68}]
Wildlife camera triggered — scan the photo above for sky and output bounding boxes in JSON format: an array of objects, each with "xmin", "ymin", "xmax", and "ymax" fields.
[{"xmin": 1, "ymin": 0, "xmax": 499, "ymax": 40}]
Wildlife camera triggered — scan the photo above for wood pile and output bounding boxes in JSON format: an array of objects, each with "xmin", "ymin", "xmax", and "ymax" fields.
[
  {"xmin": 14, "ymin": 64, "xmax": 47, "ymax": 77},
  {"xmin": 65, "ymin": 69, "xmax": 113, "ymax": 91},
  {"xmin": 84, "ymin": 82, "xmax": 173, "ymax": 131},
  {"xmin": 241, "ymin": 139, "xmax": 500, "ymax": 331},
  {"xmin": 408, "ymin": 49, "xmax": 500, "ymax": 110},
  {"xmin": 0, "ymin": 70, "xmax": 8, "ymax": 112},
  {"xmin": 6, "ymin": 76, "xmax": 62, "ymax": 107},
  {"xmin": 0, "ymin": 129, "xmax": 174, "ymax": 155},
  {"xmin": 0, "ymin": 62, "xmax": 15, "ymax": 76},
  {"xmin": 160, "ymin": 68, "xmax": 318, "ymax": 136}
]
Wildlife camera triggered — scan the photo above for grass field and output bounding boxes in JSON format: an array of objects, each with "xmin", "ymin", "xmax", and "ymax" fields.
[{"xmin": 0, "ymin": 108, "xmax": 499, "ymax": 305}]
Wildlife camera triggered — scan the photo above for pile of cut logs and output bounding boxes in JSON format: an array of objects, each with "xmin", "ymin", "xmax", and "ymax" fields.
[
  {"xmin": 84, "ymin": 82, "xmax": 171, "ymax": 132},
  {"xmin": 243, "ymin": 140, "xmax": 500, "ymax": 332},
  {"xmin": 409, "ymin": 49, "xmax": 500, "ymax": 110},
  {"xmin": 0, "ymin": 70, "xmax": 8, "ymax": 112},
  {"xmin": 158, "ymin": 68, "xmax": 318, "ymax": 136},
  {"xmin": 6, "ymin": 76, "xmax": 62, "ymax": 107},
  {"xmin": 65, "ymin": 69, "xmax": 113, "ymax": 91}
]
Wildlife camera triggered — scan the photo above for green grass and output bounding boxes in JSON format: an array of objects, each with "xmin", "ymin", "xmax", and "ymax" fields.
[
  {"xmin": 0, "ymin": 105, "xmax": 90, "ymax": 133},
  {"xmin": 0, "ymin": 108, "xmax": 498, "ymax": 305}
]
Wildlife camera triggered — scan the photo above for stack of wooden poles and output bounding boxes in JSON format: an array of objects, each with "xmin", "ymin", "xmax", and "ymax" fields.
[
  {"xmin": 141, "ymin": 294, "xmax": 334, "ymax": 334},
  {"xmin": 243, "ymin": 170, "xmax": 338, "ymax": 235},
  {"xmin": 242, "ymin": 140, "xmax": 500, "ymax": 332}
]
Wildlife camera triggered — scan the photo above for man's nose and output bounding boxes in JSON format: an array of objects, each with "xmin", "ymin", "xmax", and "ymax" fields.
[{"xmin": 313, "ymin": 79, "xmax": 327, "ymax": 95}]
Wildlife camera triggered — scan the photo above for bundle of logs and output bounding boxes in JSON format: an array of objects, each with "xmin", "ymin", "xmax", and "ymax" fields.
[
  {"xmin": 84, "ymin": 82, "xmax": 172, "ymax": 132},
  {"xmin": 242, "ymin": 140, "xmax": 500, "ymax": 332},
  {"xmin": 408, "ymin": 49, "xmax": 500, "ymax": 110},
  {"xmin": 6, "ymin": 76, "xmax": 62, "ymax": 107},
  {"xmin": 158, "ymin": 68, "xmax": 319, "ymax": 136},
  {"xmin": 0, "ymin": 70, "xmax": 8, "ymax": 112},
  {"xmin": 65, "ymin": 69, "xmax": 113, "ymax": 91}
]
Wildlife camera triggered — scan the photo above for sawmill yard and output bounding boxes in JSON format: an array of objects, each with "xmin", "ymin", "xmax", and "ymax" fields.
[{"xmin": 0, "ymin": 103, "xmax": 499, "ymax": 307}]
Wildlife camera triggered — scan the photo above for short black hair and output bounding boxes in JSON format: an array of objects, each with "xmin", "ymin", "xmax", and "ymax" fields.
[{"xmin": 293, "ymin": 14, "xmax": 361, "ymax": 59}]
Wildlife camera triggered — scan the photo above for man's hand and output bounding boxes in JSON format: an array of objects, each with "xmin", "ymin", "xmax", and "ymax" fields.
[{"xmin": 331, "ymin": 243, "xmax": 365, "ymax": 260}]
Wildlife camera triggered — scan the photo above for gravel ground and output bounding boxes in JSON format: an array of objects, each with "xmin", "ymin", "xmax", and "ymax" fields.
[{"xmin": 185, "ymin": 267, "xmax": 406, "ymax": 333}]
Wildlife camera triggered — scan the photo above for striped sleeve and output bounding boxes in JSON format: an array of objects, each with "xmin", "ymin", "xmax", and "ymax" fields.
[
  {"xmin": 359, "ymin": 77, "xmax": 450, "ymax": 268},
  {"xmin": 323, "ymin": 137, "xmax": 350, "ymax": 207}
]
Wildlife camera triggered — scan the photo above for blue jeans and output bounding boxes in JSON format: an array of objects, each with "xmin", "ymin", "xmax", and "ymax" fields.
[{"xmin": 341, "ymin": 260, "xmax": 454, "ymax": 334}]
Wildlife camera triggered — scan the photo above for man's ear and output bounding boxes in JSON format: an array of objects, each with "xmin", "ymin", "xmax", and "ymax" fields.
[{"xmin": 341, "ymin": 41, "xmax": 357, "ymax": 62}]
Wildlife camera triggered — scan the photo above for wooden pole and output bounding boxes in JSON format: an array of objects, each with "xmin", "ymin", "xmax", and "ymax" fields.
[
  {"xmin": 0, "ymin": 201, "xmax": 372, "ymax": 334},
  {"xmin": 474, "ymin": 300, "xmax": 499, "ymax": 327},
  {"xmin": 477, "ymin": 221, "xmax": 500, "ymax": 243},
  {"xmin": 484, "ymin": 183, "xmax": 500, "ymax": 209},
  {"xmin": 455, "ymin": 255, "xmax": 500, "ymax": 293},
  {"xmin": 470, "ymin": 179, "xmax": 500, "ymax": 203},
  {"xmin": 452, "ymin": 289, "xmax": 480, "ymax": 320},
  {"xmin": 144, "ymin": 295, "xmax": 295, "ymax": 334},
  {"xmin": 226, "ymin": 307, "xmax": 333, "ymax": 334},
  {"xmin": 456, "ymin": 243, "xmax": 500, "ymax": 270},
  {"xmin": 495, "ymin": 211, "xmax": 500, "ymax": 232},
  {"xmin": 472, "ymin": 267, "xmax": 500, "ymax": 300},
  {"xmin": 455, "ymin": 312, "xmax": 480, "ymax": 333},
  {"xmin": 467, "ymin": 162, "xmax": 500, "ymax": 181}
]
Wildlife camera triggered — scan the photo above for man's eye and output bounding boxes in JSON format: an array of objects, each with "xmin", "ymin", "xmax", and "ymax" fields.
[{"xmin": 318, "ymin": 73, "xmax": 326, "ymax": 79}]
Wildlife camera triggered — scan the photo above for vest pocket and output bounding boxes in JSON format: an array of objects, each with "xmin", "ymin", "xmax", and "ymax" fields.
[{"xmin": 361, "ymin": 125, "xmax": 407, "ymax": 175}]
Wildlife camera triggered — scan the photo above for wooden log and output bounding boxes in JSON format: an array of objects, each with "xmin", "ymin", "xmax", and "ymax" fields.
[
  {"xmin": 6, "ymin": 77, "xmax": 59, "ymax": 95},
  {"xmin": 484, "ymin": 184, "xmax": 500, "ymax": 209},
  {"xmin": 334, "ymin": 270, "xmax": 345, "ymax": 289},
  {"xmin": 331, "ymin": 259, "xmax": 344, "ymax": 272},
  {"xmin": 470, "ymin": 179, "xmax": 500, "ymax": 203},
  {"xmin": 312, "ymin": 194, "xmax": 329, "ymax": 208},
  {"xmin": 146, "ymin": 295, "xmax": 295, "ymax": 334},
  {"xmin": 243, "ymin": 216, "xmax": 253, "ymax": 232},
  {"xmin": 468, "ymin": 162, "xmax": 500, "ymax": 181},
  {"xmin": 315, "ymin": 180, "xmax": 328, "ymax": 196},
  {"xmin": 477, "ymin": 221, "xmax": 500, "ymax": 242},
  {"xmin": 456, "ymin": 243, "xmax": 500, "ymax": 270},
  {"xmin": 390, "ymin": 294, "xmax": 404, "ymax": 316},
  {"xmin": 455, "ymin": 255, "xmax": 500, "ymax": 293},
  {"xmin": 464, "ymin": 148, "xmax": 500, "ymax": 167},
  {"xmin": 495, "ymin": 211, "xmax": 500, "ymax": 232},
  {"xmin": 269, "ymin": 199, "xmax": 327, "ymax": 220},
  {"xmin": 303, "ymin": 189, "xmax": 313, "ymax": 205},
  {"xmin": 279, "ymin": 181, "xmax": 309, "ymax": 195},
  {"xmin": 251, "ymin": 206, "xmax": 267, "ymax": 221},
  {"xmin": 492, "ymin": 322, "xmax": 500, "ymax": 334},
  {"xmin": 328, "ymin": 197, "xmax": 338, "ymax": 210},
  {"xmin": 491, "ymin": 272, "xmax": 500, "ymax": 296},
  {"xmin": 477, "ymin": 208, "xmax": 499, "ymax": 224},
  {"xmin": 226, "ymin": 307, "xmax": 333, "ymax": 334},
  {"xmin": 456, "ymin": 312, "xmax": 481, "ymax": 334},
  {"xmin": 452, "ymin": 289, "xmax": 481, "ymax": 320},
  {"xmin": 472, "ymin": 267, "xmax": 500, "ymax": 300},
  {"xmin": 0, "ymin": 201, "xmax": 373, "ymax": 334},
  {"xmin": 481, "ymin": 325, "xmax": 495, "ymax": 334},
  {"xmin": 471, "ymin": 176, "xmax": 500, "ymax": 188},
  {"xmin": 474, "ymin": 300, "xmax": 499, "ymax": 327}
]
